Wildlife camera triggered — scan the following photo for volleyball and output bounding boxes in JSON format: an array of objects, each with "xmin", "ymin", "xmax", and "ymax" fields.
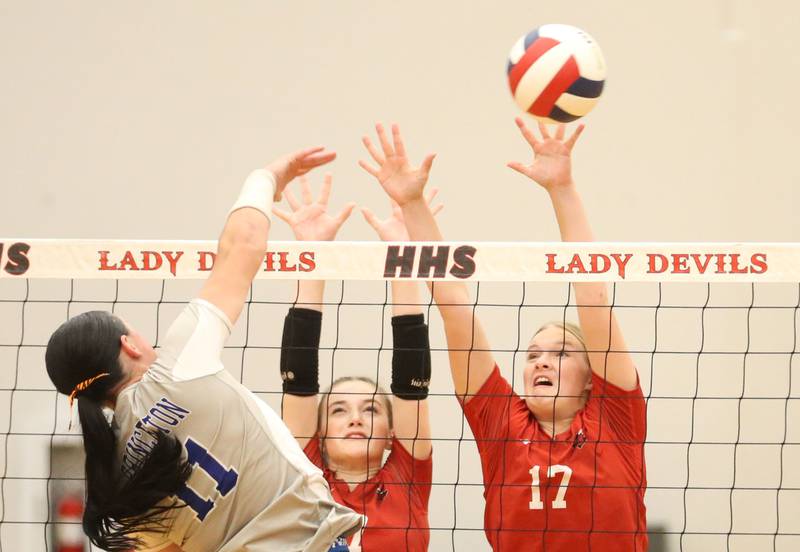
[{"xmin": 507, "ymin": 24, "xmax": 606, "ymax": 123}]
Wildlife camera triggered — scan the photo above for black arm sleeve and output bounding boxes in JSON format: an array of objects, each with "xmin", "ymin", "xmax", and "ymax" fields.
[
  {"xmin": 391, "ymin": 313, "xmax": 431, "ymax": 400},
  {"xmin": 280, "ymin": 307, "xmax": 322, "ymax": 396}
]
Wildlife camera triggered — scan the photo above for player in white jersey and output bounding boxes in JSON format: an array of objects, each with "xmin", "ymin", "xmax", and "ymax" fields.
[{"xmin": 45, "ymin": 148, "xmax": 363, "ymax": 552}]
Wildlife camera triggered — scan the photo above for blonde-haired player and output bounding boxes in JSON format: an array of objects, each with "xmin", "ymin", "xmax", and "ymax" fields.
[
  {"xmin": 45, "ymin": 149, "xmax": 363, "ymax": 551},
  {"xmin": 359, "ymin": 121, "xmax": 648, "ymax": 551}
]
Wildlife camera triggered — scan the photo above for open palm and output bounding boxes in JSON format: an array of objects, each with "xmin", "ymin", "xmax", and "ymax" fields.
[
  {"xmin": 359, "ymin": 123, "xmax": 436, "ymax": 206},
  {"xmin": 508, "ymin": 118, "xmax": 584, "ymax": 191},
  {"xmin": 272, "ymin": 175, "xmax": 355, "ymax": 241}
]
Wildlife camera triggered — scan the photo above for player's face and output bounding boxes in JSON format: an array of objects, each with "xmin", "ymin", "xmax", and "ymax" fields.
[
  {"xmin": 321, "ymin": 380, "xmax": 392, "ymax": 469},
  {"xmin": 522, "ymin": 326, "xmax": 592, "ymax": 423}
]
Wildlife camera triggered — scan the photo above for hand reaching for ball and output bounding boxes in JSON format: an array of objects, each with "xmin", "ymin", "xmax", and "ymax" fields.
[{"xmin": 507, "ymin": 117, "xmax": 584, "ymax": 192}]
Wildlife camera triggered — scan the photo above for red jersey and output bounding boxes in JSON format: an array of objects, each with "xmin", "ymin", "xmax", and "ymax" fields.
[
  {"xmin": 304, "ymin": 435, "xmax": 432, "ymax": 551},
  {"xmin": 463, "ymin": 366, "xmax": 648, "ymax": 552}
]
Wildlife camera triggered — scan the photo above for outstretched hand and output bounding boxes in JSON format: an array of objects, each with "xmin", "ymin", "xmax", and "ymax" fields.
[
  {"xmin": 266, "ymin": 147, "xmax": 337, "ymax": 201},
  {"xmin": 359, "ymin": 123, "xmax": 436, "ymax": 207},
  {"xmin": 507, "ymin": 117, "xmax": 584, "ymax": 192},
  {"xmin": 361, "ymin": 189, "xmax": 443, "ymax": 242},
  {"xmin": 272, "ymin": 174, "xmax": 355, "ymax": 241}
]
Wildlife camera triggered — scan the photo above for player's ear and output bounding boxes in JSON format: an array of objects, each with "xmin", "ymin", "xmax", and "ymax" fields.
[
  {"xmin": 119, "ymin": 334, "xmax": 142, "ymax": 359},
  {"xmin": 385, "ymin": 430, "xmax": 394, "ymax": 451},
  {"xmin": 583, "ymin": 373, "xmax": 593, "ymax": 394}
]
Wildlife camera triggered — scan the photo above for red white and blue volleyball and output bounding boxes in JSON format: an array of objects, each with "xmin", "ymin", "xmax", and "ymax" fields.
[{"xmin": 507, "ymin": 24, "xmax": 606, "ymax": 123}]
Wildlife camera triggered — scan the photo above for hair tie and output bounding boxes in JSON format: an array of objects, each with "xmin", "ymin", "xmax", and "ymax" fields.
[{"xmin": 68, "ymin": 373, "xmax": 111, "ymax": 408}]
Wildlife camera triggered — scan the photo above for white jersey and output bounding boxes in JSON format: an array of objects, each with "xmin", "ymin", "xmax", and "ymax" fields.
[{"xmin": 113, "ymin": 299, "xmax": 362, "ymax": 552}]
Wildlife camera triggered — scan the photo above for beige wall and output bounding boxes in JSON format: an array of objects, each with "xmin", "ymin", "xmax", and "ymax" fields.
[{"xmin": 1, "ymin": 1, "xmax": 799, "ymax": 551}]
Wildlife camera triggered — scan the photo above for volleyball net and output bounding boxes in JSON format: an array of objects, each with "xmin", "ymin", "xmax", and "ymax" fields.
[{"xmin": 0, "ymin": 239, "xmax": 798, "ymax": 551}]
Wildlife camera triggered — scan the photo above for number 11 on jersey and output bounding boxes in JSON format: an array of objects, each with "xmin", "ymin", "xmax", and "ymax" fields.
[
  {"xmin": 178, "ymin": 438, "xmax": 239, "ymax": 521},
  {"xmin": 529, "ymin": 464, "xmax": 572, "ymax": 510}
]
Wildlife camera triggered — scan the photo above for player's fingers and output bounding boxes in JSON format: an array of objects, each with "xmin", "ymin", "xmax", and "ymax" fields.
[
  {"xmin": 334, "ymin": 202, "xmax": 356, "ymax": 226},
  {"xmin": 300, "ymin": 177, "xmax": 313, "ymax": 205},
  {"xmin": 420, "ymin": 153, "xmax": 436, "ymax": 176},
  {"xmin": 318, "ymin": 173, "xmax": 333, "ymax": 205},
  {"xmin": 425, "ymin": 187, "xmax": 439, "ymax": 205},
  {"xmin": 284, "ymin": 188, "xmax": 301, "ymax": 211},
  {"xmin": 538, "ymin": 121, "xmax": 551, "ymax": 139},
  {"xmin": 565, "ymin": 124, "xmax": 585, "ymax": 151},
  {"xmin": 300, "ymin": 151, "xmax": 337, "ymax": 170},
  {"xmin": 271, "ymin": 206, "xmax": 292, "ymax": 223},
  {"xmin": 376, "ymin": 123, "xmax": 394, "ymax": 158},
  {"xmin": 515, "ymin": 117, "xmax": 539, "ymax": 149},
  {"xmin": 391, "ymin": 124, "xmax": 407, "ymax": 158},
  {"xmin": 507, "ymin": 161, "xmax": 531, "ymax": 177},
  {"xmin": 291, "ymin": 146, "xmax": 326, "ymax": 162},
  {"xmin": 431, "ymin": 204, "xmax": 444, "ymax": 216},
  {"xmin": 555, "ymin": 124, "xmax": 566, "ymax": 141},
  {"xmin": 391, "ymin": 201, "xmax": 403, "ymax": 219},
  {"xmin": 362, "ymin": 136, "xmax": 385, "ymax": 165},
  {"xmin": 358, "ymin": 159, "xmax": 380, "ymax": 177},
  {"xmin": 360, "ymin": 207, "xmax": 381, "ymax": 231}
]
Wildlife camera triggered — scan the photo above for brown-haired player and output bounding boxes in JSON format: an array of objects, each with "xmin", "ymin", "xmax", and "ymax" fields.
[{"xmin": 273, "ymin": 175, "xmax": 438, "ymax": 551}]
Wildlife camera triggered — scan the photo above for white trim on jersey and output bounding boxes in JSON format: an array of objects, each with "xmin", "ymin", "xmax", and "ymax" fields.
[{"xmin": 157, "ymin": 298, "xmax": 233, "ymax": 382}]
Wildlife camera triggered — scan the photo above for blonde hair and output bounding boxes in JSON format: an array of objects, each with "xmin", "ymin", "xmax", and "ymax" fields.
[
  {"xmin": 533, "ymin": 321, "xmax": 592, "ymax": 372},
  {"xmin": 534, "ymin": 321, "xmax": 587, "ymax": 352}
]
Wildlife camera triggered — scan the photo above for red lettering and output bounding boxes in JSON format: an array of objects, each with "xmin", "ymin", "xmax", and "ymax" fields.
[
  {"xmin": 690, "ymin": 254, "xmax": 713, "ymax": 274},
  {"xmin": 198, "ymin": 251, "xmax": 215, "ymax": 271},
  {"xmin": 713, "ymin": 253, "xmax": 727, "ymax": 273},
  {"xmin": 162, "ymin": 251, "xmax": 184, "ymax": 277},
  {"xmin": 545, "ymin": 253, "xmax": 565, "ymax": 273},
  {"xmin": 590, "ymin": 254, "xmax": 611, "ymax": 274},
  {"xmin": 141, "ymin": 251, "xmax": 163, "ymax": 271},
  {"xmin": 648, "ymin": 253, "xmax": 668, "ymax": 273},
  {"xmin": 98, "ymin": 251, "xmax": 116, "ymax": 270},
  {"xmin": 299, "ymin": 251, "xmax": 315, "ymax": 272},
  {"xmin": 671, "ymin": 254, "xmax": 690, "ymax": 274},
  {"xmin": 264, "ymin": 251, "xmax": 277, "ymax": 272},
  {"xmin": 729, "ymin": 254, "xmax": 748, "ymax": 274},
  {"xmin": 118, "ymin": 251, "xmax": 138, "ymax": 271},
  {"xmin": 611, "ymin": 253, "xmax": 632, "ymax": 279},
  {"xmin": 750, "ymin": 253, "xmax": 768, "ymax": 274},
  {"xmin": 566, "ymin": 254, "xmax": 587, "ymax": 274},
  {"xmin": 278, "ymin": 251, "xmax": 297, "ymax": 272}
]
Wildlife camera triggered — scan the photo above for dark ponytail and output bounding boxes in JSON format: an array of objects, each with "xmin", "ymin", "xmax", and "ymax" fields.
[{"xmin": 46, "ymin": 311, "xmax": 191, "ymax": 551}]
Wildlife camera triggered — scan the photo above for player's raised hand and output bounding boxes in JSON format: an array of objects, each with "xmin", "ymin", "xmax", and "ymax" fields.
[
  {"xmin": 507, "ymin": 117, "xmax": 584, "ymax": 191},
  {"xmin": 272, "ymin": 174, "xmax": 355, "ymax": 241},
  {"xmin": 359, "ymin": 123, "xmax": 436, "ymax": 207},
  {"xmin": 361, "ymin": 188, "xmax": 443, "ymax": 242},
  {"xmin": 266, "ymin": 146, "xmax": 337, "ymax": 201}
]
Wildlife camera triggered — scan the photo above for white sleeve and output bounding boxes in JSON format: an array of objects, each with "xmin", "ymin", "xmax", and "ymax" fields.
[{"xmin": 154, "ymin": 299, "xmax": 233, "ymax": 382}]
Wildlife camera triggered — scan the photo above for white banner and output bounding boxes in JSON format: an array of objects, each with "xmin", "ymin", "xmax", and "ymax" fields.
[{"xmin": 0, "ymin": 239, "xmax": 798, "ymax": 282}]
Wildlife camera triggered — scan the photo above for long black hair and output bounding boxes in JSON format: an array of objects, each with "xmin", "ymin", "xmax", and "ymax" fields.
[{"xmin": 46, "ymin": 311, "xmax": 191, "ymax": 551}]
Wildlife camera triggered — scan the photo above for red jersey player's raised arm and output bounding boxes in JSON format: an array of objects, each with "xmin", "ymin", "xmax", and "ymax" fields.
[
  {"xmin": 363, "ymin": 120, "xmax": 648, "ymax": 551},
  {"xmin": 507, "ymin": 118, "xmax": 645, "ymax": 440},
  {"xmin": 274, "ymin": 174, "xmax": 434, "ymax": 552},
  {"xmin": 508, "ymin": 118, "xmax": 638, "ymax": 392},
  {"xmin": 358, "ymin": 123, "xmax": 496, "ymax": 406},
  {"xmin": 272, "ymin": 173, "xmax": 355, "ymax": 448}
]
